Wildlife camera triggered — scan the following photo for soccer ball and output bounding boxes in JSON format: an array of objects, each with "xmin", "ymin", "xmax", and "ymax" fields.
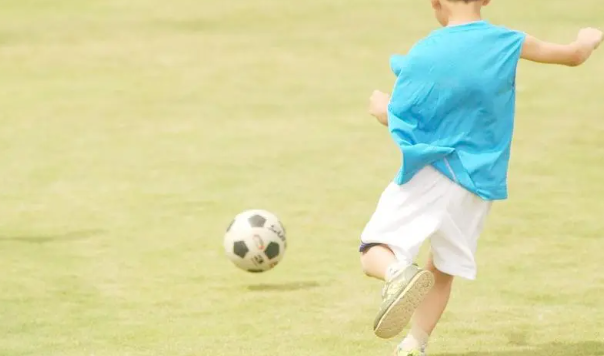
[{"xmin": 224, "ymin": 209, "xmax": 287, "ymax": 273}]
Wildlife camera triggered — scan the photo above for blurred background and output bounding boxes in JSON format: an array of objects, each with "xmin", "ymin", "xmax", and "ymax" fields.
[{"xmin": 0, "ymin": 1, "xmax": 603, "ymax": 355}]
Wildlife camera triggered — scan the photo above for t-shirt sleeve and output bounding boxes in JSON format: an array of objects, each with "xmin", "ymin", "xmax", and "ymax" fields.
[{"xmin": 499, "ymin": 27, "xmax": 527, "ymax": 64}]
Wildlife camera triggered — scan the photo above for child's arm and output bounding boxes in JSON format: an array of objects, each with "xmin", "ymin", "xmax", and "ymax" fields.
[
  {"xmin": 521, "ymin": 28, "xmax": 603, "ymax": 67},
  {"xmin": 368, "ymin": 90, "xmax": 390, "ymax": 126}
]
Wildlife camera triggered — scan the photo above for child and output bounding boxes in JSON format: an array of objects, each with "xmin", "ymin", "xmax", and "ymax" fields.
[{"xmin": 359, "ymin": 1, "xmax": 603, "ymax": 355}]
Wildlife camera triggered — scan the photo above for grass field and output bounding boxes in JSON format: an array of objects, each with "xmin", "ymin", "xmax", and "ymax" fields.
[{"xmin": 1, "ymin": 0, "xmax": 604, "ymax": 355}]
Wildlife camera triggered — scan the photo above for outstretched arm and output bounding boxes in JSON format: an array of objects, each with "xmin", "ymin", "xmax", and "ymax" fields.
[{"xmin": 521, "ymin": 28, "xmax": 603, "ymax": 67}]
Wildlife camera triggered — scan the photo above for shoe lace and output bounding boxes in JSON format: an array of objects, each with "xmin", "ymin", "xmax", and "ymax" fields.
[{"xmin": 382, "ymin": 276, "xmax": 407, "ymax": 299}]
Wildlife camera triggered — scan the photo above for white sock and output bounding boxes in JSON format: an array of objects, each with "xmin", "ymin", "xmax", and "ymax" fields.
[
  {"xmin": 385, "ymin": 261, "xmax": 409, "ymax": 282},
  {"xmin": 399, "ymin": 325, "xmax": 429, "ymax": 352}
]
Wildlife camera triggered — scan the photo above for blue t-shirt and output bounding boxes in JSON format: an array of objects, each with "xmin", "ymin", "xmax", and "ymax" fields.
[{"xmin": 388, "ymin": 21, "xmax": 526, "ymax": 200}]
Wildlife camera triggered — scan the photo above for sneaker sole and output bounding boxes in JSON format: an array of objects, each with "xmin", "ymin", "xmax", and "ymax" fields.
[{"xmin": 374, "ymin": 270, "xmax": 435, "ymax": 339}]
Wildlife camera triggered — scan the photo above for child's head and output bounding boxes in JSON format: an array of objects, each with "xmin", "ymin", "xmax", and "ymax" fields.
[{"xmin": 431, "ymin": 0, "xmax": 491, "ymax": 27}]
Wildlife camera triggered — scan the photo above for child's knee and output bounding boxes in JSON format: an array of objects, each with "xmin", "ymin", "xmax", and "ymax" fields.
[
  {"xmin": 359, "ymin": 253, "xmax": 373, "ymax": 276},
  {"xmin": 434, "ymin": 269, "xmax": 455, "ymax": 287},
  {"xmin": 359, "ymin": 244, "xmax": 397, "ymax": 279},
  {"xmin": 426, "ymin": 260, "xmax": 455, "ymax": 286}
]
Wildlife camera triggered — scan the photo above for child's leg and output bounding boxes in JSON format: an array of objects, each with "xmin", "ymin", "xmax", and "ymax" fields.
[
  {"xmin": 360, "ymin": 243, "xmax": 434, "ymax": 340},
  {"xmin": 360, "ymin": 244, "xmax": 397, "ymax": 280},
  {"xmin": 414, "ymin": 256, "xmax": 454, "ymax": 335},
  {"xmin": 359, "ymin": 170, "xmax": 451, "ymax": 340},
  {"xmin": 399, "ymin": 255, "xmax": 454, "ymax": 352},
  {"xmin": 396, "ymin": 186, "xmax": 492, "ymax": 355}
]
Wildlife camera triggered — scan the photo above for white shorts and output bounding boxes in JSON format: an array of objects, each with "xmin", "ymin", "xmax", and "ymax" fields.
[{"xmin": 360, "ymin": 166, "xmax": 492, "ymax": 280}]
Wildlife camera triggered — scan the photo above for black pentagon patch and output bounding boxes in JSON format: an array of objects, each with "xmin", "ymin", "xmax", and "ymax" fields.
[
  {"xmin": 233, "ymin": 241, "xmax": 249, "ymax": 258},
  {"xmin": 247, "ymin": 269, "xmax": 264, "ymax": 273},
  {"xmin": 226, "ymin": 219, "xmax": 235, "ymax": 232},
  {"xmin": 264, "ymin": 241, "xmax": 280, "ymax": 259},
  {"xmin": 248, "ymin": 214, "xmax": 267, "ymax": 228}
]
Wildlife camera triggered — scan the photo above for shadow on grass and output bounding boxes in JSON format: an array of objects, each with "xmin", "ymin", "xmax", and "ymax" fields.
[
  {"xmin": 435, "ymin": 341, "xmax": 604, "ymax": 356},
  {"xmin": 247, "ymin": 281, "xmax": 321, "ymax": 292},
  {"xmin": 0, "ymin": 229, "xmax": 104, "ymax": 244}
]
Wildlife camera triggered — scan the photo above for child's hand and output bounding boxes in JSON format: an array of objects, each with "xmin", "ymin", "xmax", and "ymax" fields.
[
  {"xmin": 577, "ymin": 28, "xmax": 603, "ymax": 50},
  {"xmin": 369, "ymin": 90, "xmax": 390, "ymax": 126}
]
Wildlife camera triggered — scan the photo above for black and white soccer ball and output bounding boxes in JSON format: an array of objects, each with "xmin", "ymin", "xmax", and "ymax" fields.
[{"xmin": 224, "ymin": 209, "xmax": 287, "ymax": 273}]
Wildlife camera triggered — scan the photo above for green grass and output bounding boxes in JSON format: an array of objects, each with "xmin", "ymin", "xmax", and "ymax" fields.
[{"xmin": 1, "ymin": 0, "xmax": 603, "ymax": 355}]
